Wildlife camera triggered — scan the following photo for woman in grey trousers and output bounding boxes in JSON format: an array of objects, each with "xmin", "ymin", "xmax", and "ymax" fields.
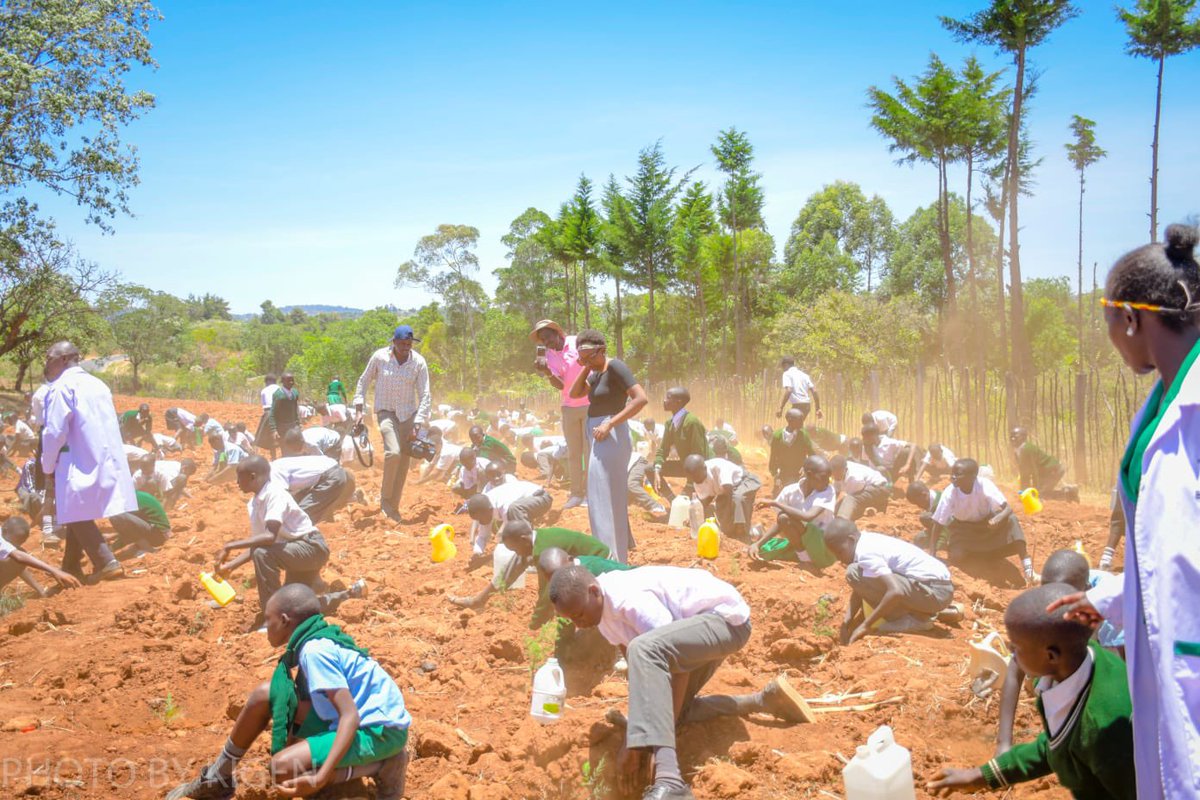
[{"xmin": 568, "ymin": 329, "xmax": 648, "ymax": 563}]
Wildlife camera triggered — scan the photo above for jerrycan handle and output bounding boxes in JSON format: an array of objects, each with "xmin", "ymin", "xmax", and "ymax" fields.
[{"xmin": 868, "ymin": 724, "xmax": 895, "ymax": 752}]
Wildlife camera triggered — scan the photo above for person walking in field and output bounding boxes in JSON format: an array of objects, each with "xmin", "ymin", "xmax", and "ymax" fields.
[
  {"xmin": 776, "ymin": 356, "xmax": 821, "ymax": 423},
  {"xmin": 326, "ymin": 375, "xmax": 348, "ymax": 406},
  {"xmin": 353, "ymin": 325, "xmax": 432, "ymax": 523},
  {"xmin": 532, "ymin": 319, "xmax": 590, "ymax": 510},
  {"xmin": 40, "ymin": 341, "xmax": 134, "ymax": 582}
]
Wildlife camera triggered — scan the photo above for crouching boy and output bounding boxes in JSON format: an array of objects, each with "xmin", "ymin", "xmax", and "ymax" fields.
[{"xmin": 166, "ymin": 584, "xmax": 410, "ymax": 800}]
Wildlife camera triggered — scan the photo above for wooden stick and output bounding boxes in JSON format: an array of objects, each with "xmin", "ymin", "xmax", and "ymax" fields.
[
  {"xmin": 811, "ymin": 695, "xmax": 903, "ymax": 714},
  {"xmin": 805, "ymin": 690, "xmax": 878, "ymax": 704}
]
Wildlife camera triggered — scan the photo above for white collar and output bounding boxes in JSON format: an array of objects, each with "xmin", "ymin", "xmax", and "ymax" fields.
[{"xmin": 1037, "ymin": 647, "xmax": 1095, "ymax": 740}]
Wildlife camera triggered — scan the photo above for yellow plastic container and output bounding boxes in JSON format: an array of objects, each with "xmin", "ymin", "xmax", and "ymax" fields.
[
  {"xmin": 1072, "ymin": 539, "xmax": 1092, "ymax": 568},
  {"xmin": 430, "ymin": 524, "xmax": 457, "ymax": 563},
  {"xmin": 697, "ymin": 518, "xmax": 721, "ymax": 559},
  {"xmin": 200, "ymin": 572, "xmax": 236, "ymax": 607},
  {"xmin": 1019, "ymin": 487, "xmax": 1043, "ymax": 515},
  {"xmin": 643, "ymin": 483, "xmax": 666, "ymax": 508}
]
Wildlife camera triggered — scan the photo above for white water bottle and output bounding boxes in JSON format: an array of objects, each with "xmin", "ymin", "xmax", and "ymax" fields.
[
  {"xmin": 842, "ymin": 725, "xmax": 915, "ymax": 800},
  {"xmin": 530, "ymin": 657, "xmax": 566, "ymax": 724},
  {"xmin": 41, "ymin": 515, "xmax": 54, "ymax": 536}
]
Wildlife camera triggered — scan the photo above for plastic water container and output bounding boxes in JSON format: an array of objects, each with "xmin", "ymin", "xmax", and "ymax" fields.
[
  {"xmin": 530, "ymin": 657, "xmax": 567, "ymax": 724},
  {"xmin": 842, "ymin": 725, "xmax": 915, "ymax": 800},
  {"xmin": 668, "ymin": 495, "xmax": 692, "ymax": 528},
  {"xmin": 493, "ymin": 543, "xmax": 527, "ymax": 589},
  {"xmin": 199, "ymin": 572, "xmax": 236, "ymax": 607},
  {"xmin": 1019, "ymin": 487, "xmax": 1043, "ymax": 515},
  {"xmin": 967, "ymin": 631, "xmax": 1011, "ymax": 692},
  {"xmin": 697, "ymin": 518, "xmax": 721, "ymax": 559},
  {"xmin": 688, "ymin": 498, "xmax": 705, "ymax": 539},
  {"xmin": 430, "ymin": 524, "xmax": 456, "ymax": 563}
]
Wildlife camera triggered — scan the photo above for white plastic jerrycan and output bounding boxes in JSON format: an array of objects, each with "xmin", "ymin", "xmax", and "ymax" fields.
[
  {"xmin": 842, "ymin": 725, "xmax": 916, "ymax": 800},
  {"xmin": 493, "ymin": 542, "xmax": 527, "ymax": 589},
  {"xmin": 668, "ymin": 495, "xmax": 692, "ymax": 528},
  {"xmin": 530, "ymin": 657, "xmax": 567, "ymax": 724},
  {"xmin": 687, "ymin": 498, "xmax": 705, "ymax": 539}
]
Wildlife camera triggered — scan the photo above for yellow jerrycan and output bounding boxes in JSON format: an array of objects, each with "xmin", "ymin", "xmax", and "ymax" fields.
[
  {"xmin": 697, "ymin": 518, "xmax": 721, "ymax": 560},
  {"xmin": 1019, "ymin": 488, "xmax": 1043, "ymax": 515},
  {"xmin": 430, "ymin": 524, "xmax": 457, "ymax": 563},
  {"xmin": 199, "ymin": 572, "xmax": 236, "ymax": 607},
  {"xmin": 967, "ymin": 631, "xmax": 1011, "ymax": 694}
]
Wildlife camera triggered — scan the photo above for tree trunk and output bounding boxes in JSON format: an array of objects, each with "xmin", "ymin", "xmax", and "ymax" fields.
[
  {"xmin": 696, "ymin": 267, "xmax": 708, "ymax": 380},
  {"xmin": 1150, "ymin": 53, "xmax": 1164, "ymax": 242},
  {"xmin": 937, "ymin": 158, "xmax": 955, "ymax": 313},
  {"xmin": 1007, "ymin": 43, "xmax": 1031, "ymax": 392},
  {"xmin": 615, "ymin": 276, "xmax": 624, "ymax": 359},
  {"xmin": 563, "ymin": 262, "xmax": 573, "ymax": 331},
  {"xmin": 13, "ymin": 360, "xmax": 28, "ymax": 392},
  {"xmin": 731, "ymin": 190, "xmax": 743, "ymax": 376},
  {"xmin": 996, "ymin": 161, "xmax": 1010, "ymax": 369},
  {"xmin": 132, "ymin": 360, "xmax": 141, "ymax": 393},
  {"xmin": 647, "ymin": 260, "xmax": 656, "ymax": 381},
  {"xmin": 1077, "ymin": 170, "xmax": 1085, "ymax": 370},
  {"xmin": 582, "ymin": 261, "xmax": 591, "ymax": 328},
  {"xmin": 965, "ymin": 154, "xmax": 978, "ymax": 313}
]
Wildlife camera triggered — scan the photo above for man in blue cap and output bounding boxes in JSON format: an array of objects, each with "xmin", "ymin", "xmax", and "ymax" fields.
[{"xmin": 353, "ymin": 325, "xmax": 432, "ymax": 522}]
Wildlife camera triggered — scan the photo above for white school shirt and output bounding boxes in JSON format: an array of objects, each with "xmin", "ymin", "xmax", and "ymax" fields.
[
  {"xmin": 1086, "ymin": 359, "xmax": 1200, "ymax": 799},
  {"xmin": 248, "ymin": 480, "xmax": 316, "ymax": 541},
  {"xmin": 434, "ymin": 441, "xmax": 463, "ymax": 472},
  {"xmin": 39, "ymin": 366, "xmax": 137, "ymax": 524},
  {"xmin": 136, "ymin": 459, "xmax": 183, "ymax": 495},
  {"xmin": 483, "ymin": 479, "xmax": 541, "ymax": 522},
  {"xmin": 920, "ymin": 445, "xmax": 957, "ymax": 470},
  {"xmin": 13, "ymin": 419, "xmax": 33, "ymax": 439},
  {"xmin": 260, "ymin": 384, "xmax": 277, "ymax": 411},
  {"xmin": 455, "ymin": 457, "xmax": 491, "ymax": 492},
  {"xmin": 203, "ymin": 418, "xmax": 227, "ymax": 440},
  {"xmin": 428, "ymin": 418, "xmax": 456, "ymax": 437},
  {"xmin": 271, "ymin": 455, "xmax": 338, "ymax": 492},
  {"xmin": 869, "ymin": 410, "xmax": 898, "ymax": 436},
  {"xmin": 781, "ymin": 366, "xmax": 815, "ymax": 404},
  {"xmin": 29, "ymin": 383, "xmax": 50, "ymax": 427},
  {"xmin": 233, "ymin": 431, "xmax": 255, "ymax": 452},
  {"xmin": 931, "ymin": 476, "xmax": 1007, "ymax": 526},
  {"xmin": 173, "ymin": 407, "xmax": 197, "ymax": 429},
  {"xmin": 775, "ymin": 481, "xmax": 836, "ymax": 529},
  {"xmin": 152, "ymin": 432, "xmax": 180, "ymax": 451},
  {"xmin": 1035, "ymin": 646, "xmax": 1095, "ymax": 738},
  {"xmin": 436, "ymin": 403, "xmax": 453, "ymax": 416},
  {"xmin": 303, "ymin": 427, "xmax": 342, "ymax": 454},
  {"xmin": 852, "ymin": 531, "xmax": 950, "ymax": 584},
  {"xmin": 322, "ymin": 404, "xmax": 349, "ymax": 425},
  {"xmin": 533, "ymin": 435, "xmax": 567, "ymax": 458},
  {"xmin": 836, "ymin": 461, "xmax": 889, "ymax": 495},
  {"xmin": 693, "ymin": 457, "xmax": 744, "ymax": 502},
  {"xmin": 213, "ymin": 442, "xmax": 247, "ymax": 466},
  {"xmin": 0, "ymin": 536, "xmax": 14, "ymax": 561},
  {"xmin": 874, "ymin": 435, "xmax": 909, "ymax": 468},
  {"xmin": 596, "ymin": 566, "xmax": 750, "ymax": 648},
  {"xmin": 124, "ymin": 444, "xmax": 149, "ymax": 460},
  {"xmin": 353, "ymin": 347, "xmax": 432, "ymax": 425}
]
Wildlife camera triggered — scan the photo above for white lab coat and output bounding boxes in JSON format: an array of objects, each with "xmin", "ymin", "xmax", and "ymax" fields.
[
  {"xmin": 39, "ymin": 366, "xmax": 137, "ymax": 525},
  {"xmin": 1088, "ymin": 359, "xmax": 1200, "ymax": 799}
]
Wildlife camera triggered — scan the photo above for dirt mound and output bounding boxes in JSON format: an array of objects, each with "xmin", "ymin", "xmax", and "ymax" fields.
[{"xmin": 0, "ymin": 394, "xmax": 1114, "ymax": 797}]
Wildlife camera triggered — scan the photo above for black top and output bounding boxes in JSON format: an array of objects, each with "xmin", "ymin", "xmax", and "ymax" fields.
[{"xmin": 586, "ymin": 358, "xmax": 637, "ymax": 418}]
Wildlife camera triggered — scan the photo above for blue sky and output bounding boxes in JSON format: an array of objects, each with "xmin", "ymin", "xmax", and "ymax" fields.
[{"xmin": 30, "ymin": 1, "xmax": 1200, "ymax": 314}]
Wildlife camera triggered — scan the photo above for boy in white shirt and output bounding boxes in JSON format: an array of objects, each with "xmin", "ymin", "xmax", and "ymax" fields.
[
  {"xmin": 931, "ymin": 458, "xmax": 1034, "ymax": 583},
  {"xmin": 302, "ymin": 426, "xmax": 343, "ymax": 459},
  {"xmin": 415, "ymin": 428, "xmax": 460, "ymax": 485},
  {"xmin": 683, "ymin": 454, "xmax": 761, "ymax": 540},
  {"xmin": 214, "ymin": 456, "xmax": 330, "ymax": 629},
  {"xmin": 548, "ymin": 565, "xmax": 809, "ymax": 800},
  {"xmin": 862, "ymin": 409, "xmax": 898, "ymax": 436},
  {"xmin": 133, "ymin": 454, "xmax": 197, "ymax": 510},
  {"xmin": 861, "ymin": 424, "xmax": 923, "ymax": 484},
  {"xmin": 450, "ymin": 448, "xmax": 490, "ymax": 498},
  {"xmin": 748, "ymin": 455, "xmax": 837, "ymax": 569},
  {"xmin": 830, "ymin": 454, "xmax": 890, "ymax": 520},
  {"xmin": 205, "ymin": 434, "xmax": 247, "ymax": 484},
  {"xmin": 916, "ymin": 442, "xmax": 957, "ymax": 483},
  {"xmin": 464, "ymin": 480, "xmax": 553, "ymax": 555},
  {"xmin": 824, "ymin": 518, "xmax": 957, "ymax": 643},
  {"xmin": 275, "ymin": 432, "xmax": 356, "ymax": 523}
]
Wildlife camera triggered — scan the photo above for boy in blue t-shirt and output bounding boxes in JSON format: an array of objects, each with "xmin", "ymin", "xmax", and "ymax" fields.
[{"xmin": 166, "ymin": 584, "xmax": 410, "ymax": 800}]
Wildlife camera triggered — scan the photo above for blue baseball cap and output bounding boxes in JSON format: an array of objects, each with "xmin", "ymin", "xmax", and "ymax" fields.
[{"xmin": 392, "ymin": 324, "xmax": 420, "ymax": 342}]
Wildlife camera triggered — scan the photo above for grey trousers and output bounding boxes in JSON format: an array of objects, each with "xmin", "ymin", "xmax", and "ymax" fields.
[
  {"xmin": 561, "ymin": 404, "xmax": 589, "ymax": 499},
  {"xmin": 251, "ymin": 531, "xmax": 330, "ymax": 610},
  {"xmin": 626, "ymin": 614, "xmax": 753, "ymax": 750},
  {"xmin": 377, "ymin": 410, "xmax": 414, "ymax": 509},
  {"xmin": 109, "ymin": 513, "xmax": 169, "ymax": 549},
  {"xmin": 712, "ymin": 473, "xmax": 762, "ymax": 531},
  {"xmin": 295, "ymin": 466, "xmax": 355, "ymax": 523},
  {"xmin": 845, "ymin": 562, "xmax": 954, "ymax": 618},
  {"xmin": 506, "ymin": 489, "xmax": 553, "ymax": 525},
  {"xmin": 587, "ymin": 415, "xmax": 632, "ymax": 563},
  {"xmin": 836, "ymin": 483, "xmax": 891, "ymax": 520},
  {"xmin": 627, "ymin": 456, "xmax": 662, "ymax": 512}
]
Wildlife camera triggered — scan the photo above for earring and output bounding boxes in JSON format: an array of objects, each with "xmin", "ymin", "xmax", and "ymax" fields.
[{"xmin": 1126, "ymin": 327, "xmax": 1135, "ymax": 337}]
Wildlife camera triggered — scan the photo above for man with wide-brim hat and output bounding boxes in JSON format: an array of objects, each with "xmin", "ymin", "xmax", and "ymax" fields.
[
  {"xmin": 353, "ymin": 325, "xmax": 432, "ymax": 522},
  {"xmin": 531, "ymin": 319, "xmax": 588, "ymax": 510}
]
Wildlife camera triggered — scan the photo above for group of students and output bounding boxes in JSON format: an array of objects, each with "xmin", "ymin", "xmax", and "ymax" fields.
[{"xmin": 3, "ymin": 227, "xmax": 1199, "ymax": 799}]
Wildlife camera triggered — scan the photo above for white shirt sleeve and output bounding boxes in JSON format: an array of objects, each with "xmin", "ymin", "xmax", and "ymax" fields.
[
  {"xmin": 352, "ymin": 351, "xmax": 380, "ymax": 407},
  {"xmin": 623, "ymin": 591, "xmax": 675, "ymax": 638},
  {"xmin": 982, "ymin": 479, "xmax": 1008, "ymax": 514},
  {"xmin": 931, "ymin": 488, "xmax": 955, "ymax": 527},
  {"xmin": 1086, "ymin": 570, "xmax": 1125, "ymax": 630}
]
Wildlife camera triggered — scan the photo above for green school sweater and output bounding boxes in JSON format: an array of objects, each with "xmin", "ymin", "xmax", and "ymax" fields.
[
  {"xmin": 529, "ymin": 528, "xmax": 614, "ymax": 628},
  {"xmin": 135, "ymin": 491, "xmax": 171, "ymax": 530},
  {"xmin": 480, "ymin": 435, "xmax": 515, "ymax": 464},
  {"xmin": 981, "ymin": 642, "xmax": 1135, "ymax": 799},
  {"xmin": 769, "ymin": 428, "xmax": 814, "ymax": 478},
  {"xmin": 1017, "ymin": 442, "xmax": 1060, "ymax": 489},
  {"xmin": 654, "ymin": 411, "xmax": 710, "ymax": 468}
]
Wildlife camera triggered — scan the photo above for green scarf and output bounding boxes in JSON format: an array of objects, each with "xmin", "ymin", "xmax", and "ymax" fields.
[{"xmin": 269, "ymin": 614, "xmax": 367, "ymax": 754}]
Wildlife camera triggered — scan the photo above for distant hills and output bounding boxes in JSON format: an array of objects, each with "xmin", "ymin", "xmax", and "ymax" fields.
[{"xmin": 231, "ymin": 304, "xmax": 366, "ymax": 321}]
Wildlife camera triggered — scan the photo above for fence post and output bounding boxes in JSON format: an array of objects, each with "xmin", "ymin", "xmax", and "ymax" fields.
[
  {"xmin": 1074, "ymin": 370, "xmax": 1088, "ymax": 486},
  {"xmin": 915, "ymin": 360, "xmax": 925, "ymax": 446}
]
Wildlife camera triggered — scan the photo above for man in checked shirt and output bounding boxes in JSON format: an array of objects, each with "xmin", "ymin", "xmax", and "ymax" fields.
[{"xmin": 353, "ymin": 325, "xmax": 432, "ymax": 522}]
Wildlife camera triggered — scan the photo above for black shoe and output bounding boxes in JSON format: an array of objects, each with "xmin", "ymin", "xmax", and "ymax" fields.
[
  {"xmin": 381, "ymin": 504, "xmax": 402, "ymax": 522},
  {"xmin": 642, "ymin": 784, "xmax": 696, "ymax": 800},
  {"xmin": 165, "ymin": 767, "xmax": 235, "ymax": 800}
]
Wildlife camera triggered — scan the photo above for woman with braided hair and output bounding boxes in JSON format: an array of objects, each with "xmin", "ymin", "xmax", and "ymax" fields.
[{"xmin": 1052, "ymin": 224, "xmax": 1200, "ymax": 799}]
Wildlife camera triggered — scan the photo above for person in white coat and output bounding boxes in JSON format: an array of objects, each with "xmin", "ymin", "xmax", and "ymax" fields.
[
  {"xmin": 1053, "ymin": 224, "xmax": 1200, "ymax": 799},
  {"xmin": 39, "ymin": 341, "xmax": 136, "ymax": 581}
]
